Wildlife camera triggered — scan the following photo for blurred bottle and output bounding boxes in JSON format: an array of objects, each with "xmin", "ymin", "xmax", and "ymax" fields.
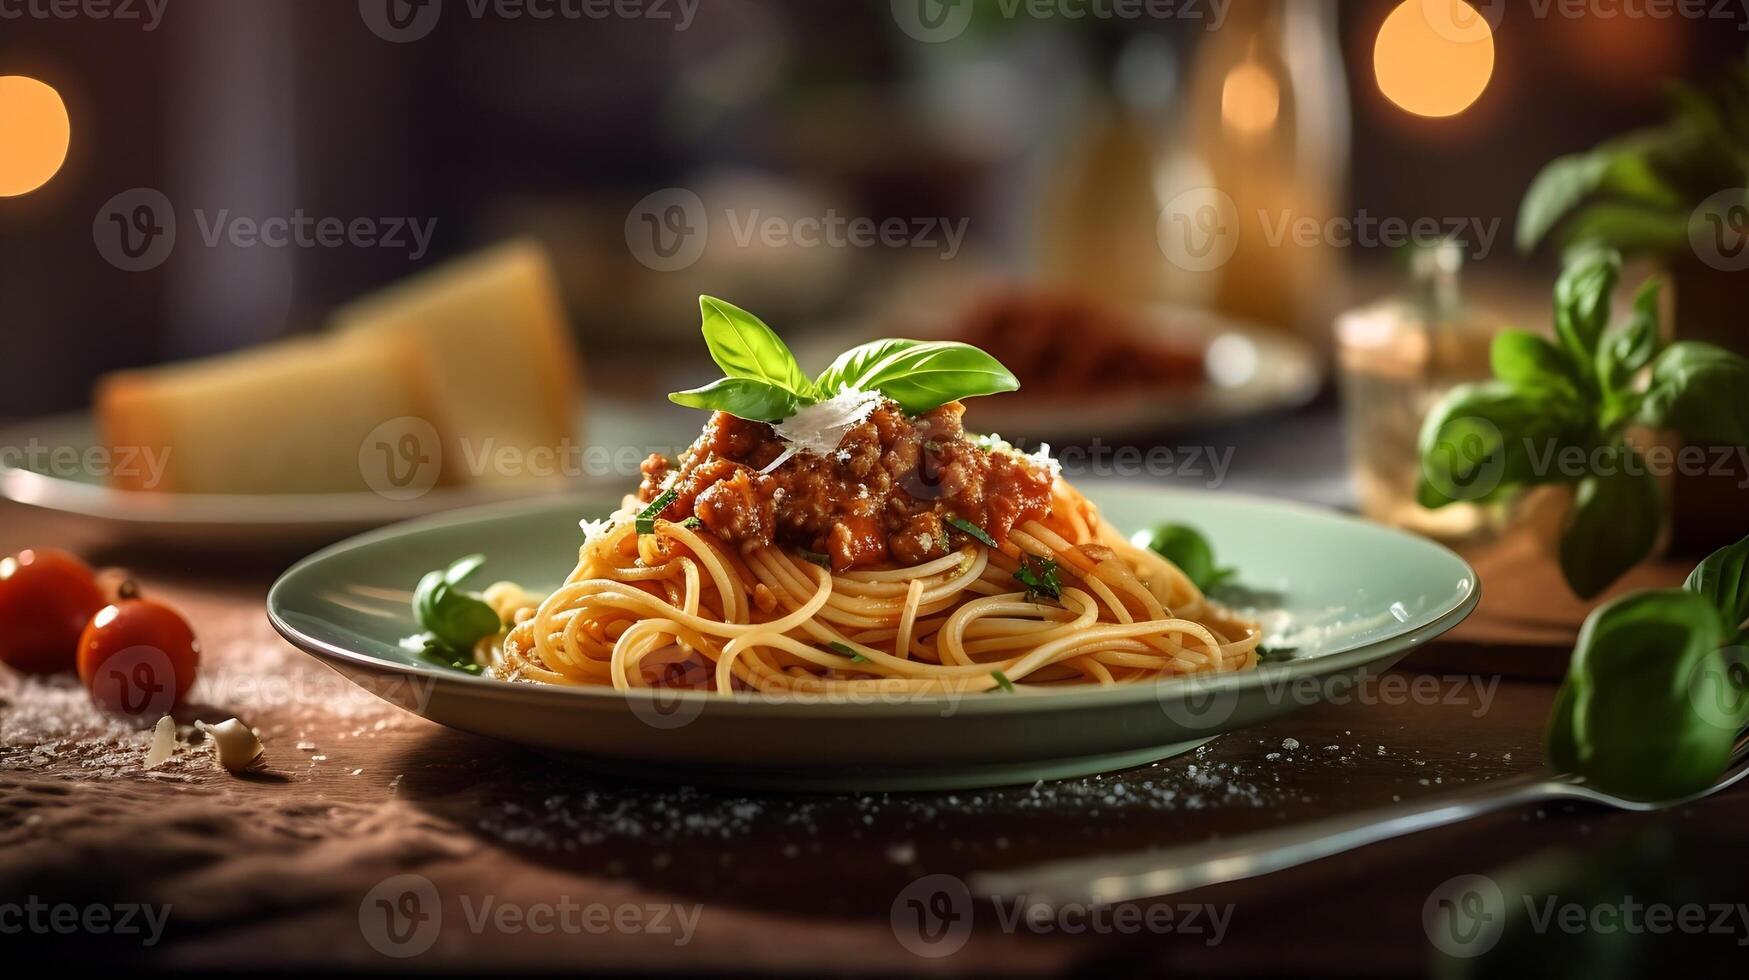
[
  {"xmin": 1033, "ymin": 30, "xmax": 1183, "ymax": 307},
  {"xmin": 1156, "ymin": 0, "xmax": 1349, "ymax": 339},
  {"xmin": 1336, "ymin": 240, "xmax": 1505, "ymax": 541}
]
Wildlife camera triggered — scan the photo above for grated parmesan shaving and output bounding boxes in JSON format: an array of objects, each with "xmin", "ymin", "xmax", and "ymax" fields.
[{"xmin": 770, "ymin": 389, "xmax": 882, "ymax": 461}]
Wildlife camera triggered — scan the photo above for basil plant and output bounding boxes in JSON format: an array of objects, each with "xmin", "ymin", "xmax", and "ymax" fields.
[{"xmin": 1418, "ymin": 247, "xmax": 1749, "ymax": 598}]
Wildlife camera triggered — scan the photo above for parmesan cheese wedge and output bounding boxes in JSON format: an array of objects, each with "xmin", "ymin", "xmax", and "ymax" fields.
[{"xmin": 331, "ymin": 238, "xmax": 581, "ymax": 485}]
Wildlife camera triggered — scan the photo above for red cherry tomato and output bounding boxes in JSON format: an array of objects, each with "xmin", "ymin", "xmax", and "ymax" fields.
[
  {"xmin": 77, "ymin": 599, "xmax": 201, "ymax": 718},
  {"xmin": 0, "ymin": 548, "xmax": 107, "ymax": 674}
]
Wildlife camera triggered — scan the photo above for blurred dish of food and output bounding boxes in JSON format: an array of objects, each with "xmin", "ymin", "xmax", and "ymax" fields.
[
  {"xmin": 800, "ymin": 287, "xmax": 1321, "ymax": 443},
  {"xmin": 0, "ymin": 239, "xmax": 586, "ymax": 546}
]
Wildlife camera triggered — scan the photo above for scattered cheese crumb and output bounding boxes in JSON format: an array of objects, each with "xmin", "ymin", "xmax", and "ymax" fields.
[
  {"xmin": 143, "ymin": 715, "xmax": 176, "ymax": 770},
  {"xmin": 1280, "ymin": 737, "xmax": 1301, "ymax": 751},
  {"xmin": 196, "ymin": 718, "xmax": 265, "ymax": 774}
]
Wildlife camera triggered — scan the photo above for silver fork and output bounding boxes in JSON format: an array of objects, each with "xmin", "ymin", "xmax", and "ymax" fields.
[{"xmin": 970, "ymin": 731, "xmax": 1749, "ymax": 907}]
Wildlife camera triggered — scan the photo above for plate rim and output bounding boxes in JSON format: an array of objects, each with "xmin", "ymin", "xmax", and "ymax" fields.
[{"xmin": 266, "ymin": 487, "xmax": 1481, "ymax": 719}]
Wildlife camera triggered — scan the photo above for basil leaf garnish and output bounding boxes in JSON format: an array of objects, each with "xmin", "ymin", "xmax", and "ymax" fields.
[
  {"xmin": 1137, "ymin": 523, "xmax": 1235, "ymax": 593},
  {"xmin": 668, "ymin": 377, "xmax": 802, "ymax": 422},
  {"xmin": 696, "ymin": 296, "xmax": 818, "ymax": 399},
  {"xmin": 817, "ymin": 339, "xmax": 1018, "ymax": 415},
  {"xmin": 412, "ymin": 555, "xmax": 503, "ymax": 656}
]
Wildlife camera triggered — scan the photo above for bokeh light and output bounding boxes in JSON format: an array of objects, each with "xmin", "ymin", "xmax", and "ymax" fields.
[
  {"xmin": 0, "ymin": 76, "xmax": 71, "ymax": 197},
  {"xmin": 1221, "ymin": 60, "xmax": 1281, "ymax": 136},
  {"xmin": 1373, "ymin": 1, "xmax": 1495, "ymax": 118}
]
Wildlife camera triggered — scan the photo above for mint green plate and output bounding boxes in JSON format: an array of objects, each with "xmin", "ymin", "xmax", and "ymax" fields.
[{"xmin": 267, "ymin": 484, "xmax": 1478, "ymax": 792}]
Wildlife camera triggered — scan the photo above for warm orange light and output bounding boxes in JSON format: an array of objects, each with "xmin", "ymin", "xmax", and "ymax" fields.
[
  {"xmin": 0, "ymin": 76, "xmax": 70, "ymax": 197},
  {"xmin": 1374, "ymin": 1, "xmax": 1494, "ymax": 118},
  {"xmin": 1221, "ymin": 60, "xmax": 1280, "ymax": 137}
]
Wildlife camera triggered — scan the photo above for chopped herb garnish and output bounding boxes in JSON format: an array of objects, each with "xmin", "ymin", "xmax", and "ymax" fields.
[
  {"xmin": 1014, "ymin": 554, "xmax": 1062, "ymax": 602},
  {"xmin": 636, "ymin": 486, "xmax": 680, "ymax": 535},
  {"xmin": 798, "ymin": 549, "xmax": 833, "ymax": 569},
  {"xmin": 677, "ymin": 516, "xmax": 704, "ymax": 530},
  {"xmin": 827, "ymin": 641, "xmax": 869, "ymax": 663},
  {"xmin": 945, "ymin": 515, "xmax": 998, "ymax": 549},
  {"xmin": 991, "ymin": 669, "xmax": 1016, "ymax": 693}
]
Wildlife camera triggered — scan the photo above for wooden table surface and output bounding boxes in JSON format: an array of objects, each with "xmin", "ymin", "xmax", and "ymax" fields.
[{"xmin": 3, "ymin": 497, "xmax": 1746, "ymax": 975}]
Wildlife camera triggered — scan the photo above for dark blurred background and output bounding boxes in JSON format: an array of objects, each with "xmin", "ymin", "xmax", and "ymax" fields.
[{"xmin": 0, "ymin": 0, "xmax": 1739, "ymax": 417}]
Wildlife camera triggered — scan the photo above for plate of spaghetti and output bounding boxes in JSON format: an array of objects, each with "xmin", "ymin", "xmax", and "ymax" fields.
[{"xmin": 269, "ymin": 298, "xmax": 1478, "ymax": 791}]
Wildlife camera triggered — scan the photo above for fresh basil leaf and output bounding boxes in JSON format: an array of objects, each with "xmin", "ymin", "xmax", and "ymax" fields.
[
  {"xmin": 1553, "ymin": 248, "xmax": 1621, "ymax": 364},
  {"xmin": 1558, "ymin": 445, "xmax": 1661, "ymax": 599},
  {"xmin": 412, "ymin": 557, "xmax": 503, "ymax": 655},
  {"xmin": 1595, "ymin": 278, "xmax": 1663, "ymax": 395},
  {"xmin": 1490, "ymin": 329, "xmax": 1582, "ymax": 395},
  {"xmin": 1136, "ymin": 523, "xmax": 1233, "ymax": 594},
  {"xmin": 944, "ymin": 515, "xmax": 998, "ymax": 549},
  {"xmin": 1638, "ymin": 341, "xmax": 1749, "ymax": 446},
  {"xmin": 817, "ymin": 339, "xmax": 1018, "ymax": 414},
  {"xmin": 697, "ymin": 295, "xmax": 818, "ymax": 399},
  {"xmin": 1416, "ymin": 381, "xmax": 1593, "ymax": 508},
  {"xmin": 1552, "ymin": 588, "xmax": 1739, "ymax": 801},
  {"xmin": 815, "ymin": 339, "xmax": 926, "ymax": 395},
  {"xmin": 1685, "ymin": 534, "xmax": 1749, "ymax": 641},
  {"xmin": 1516, "ymin": 141, "xmax": 1683, "ymax": 252},
  {"xmin": 668, "ymin": 376, "xmax": 802, "ymax": 423}
]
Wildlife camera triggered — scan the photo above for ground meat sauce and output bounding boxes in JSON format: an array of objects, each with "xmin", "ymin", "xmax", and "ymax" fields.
[{"xmin": 637, "ymin": 401, "xmax": 1053, "ymax": 571}]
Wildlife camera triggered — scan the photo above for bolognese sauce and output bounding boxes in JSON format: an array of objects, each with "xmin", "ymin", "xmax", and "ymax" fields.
[{"xmin": 637, "ymin": 400, "xmax": 1052, "ymax": 571}]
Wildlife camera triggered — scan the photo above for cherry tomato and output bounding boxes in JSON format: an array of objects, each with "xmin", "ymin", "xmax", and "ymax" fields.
[
  {"xmin": 77, "ymin": 599, "xmax": 201, "ymax": 718},
  {"xmin": 0, "ymin": 548, "xmax": 107, "ymax": 674}
]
